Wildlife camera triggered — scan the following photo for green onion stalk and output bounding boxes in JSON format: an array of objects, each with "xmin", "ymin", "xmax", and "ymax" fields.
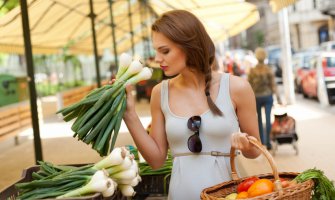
[
  {"xmin": 56, "ymin": 170, "xmax": 112, "ymax": 198},
  {"xmin": 57, "ymin": 53, "xmax": 153, "ymax": 156},
  {"xmin": 116, "ymin": 53, "xmax": 132, "ymax": 79}
]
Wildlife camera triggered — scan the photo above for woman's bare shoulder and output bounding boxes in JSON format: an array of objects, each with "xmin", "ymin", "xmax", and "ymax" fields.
[
  {"xmin": 151, "ymin": 81, "xmax": 163, "ymax": 98},
  {"xmin": 230, "ymin": 75, "xmax": 253, "ymax": 94}
]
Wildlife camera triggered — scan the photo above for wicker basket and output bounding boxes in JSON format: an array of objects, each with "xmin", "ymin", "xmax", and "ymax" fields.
[{"xmin": 201, "ymin": 137, "xmax": 314, "ymax": 200}]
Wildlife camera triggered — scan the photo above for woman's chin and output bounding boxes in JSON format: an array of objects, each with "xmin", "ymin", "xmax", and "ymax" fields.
[{"xmin": 164, "ymin": 71, "xmax": 177, "ymax": 77}]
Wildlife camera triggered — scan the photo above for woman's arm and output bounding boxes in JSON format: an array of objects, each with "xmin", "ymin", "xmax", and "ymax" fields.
[
  {"xmin": 230, "ymin": 76, "xmax": 261, "ymax": 158},
  {"xmin": 123, "ymin": 83, "xmax": 168, "ymax": 169}
]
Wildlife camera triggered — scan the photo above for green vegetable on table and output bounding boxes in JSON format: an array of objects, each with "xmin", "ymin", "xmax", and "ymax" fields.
[
  {"xmin": 15, "ymin": 147, "xmax": 141, "ymax": 199},
  {"xmin": 294, "ymin": 168, "xmax": 335, "ymax": 200},
  {"xmin": 57, "ymin": 53, "xmax": 153, "ymax": 156}
]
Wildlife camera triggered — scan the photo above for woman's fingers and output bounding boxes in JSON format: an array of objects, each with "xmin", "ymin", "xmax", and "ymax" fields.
[
  {"xmin": 125, "ymin": 84, "xmax": 134, "ymax": 98},
  {"xmin": 109, "ymin": 79, "xmax": 116, "ymax": 85},
  {"xmin": 231, "ymin": 132, "xmax": 251, "ymax": 151},
  {"xmin": 247, "ymin": 135, "xmax": 258, "ymax": 142},
  {"xmin": 231, "ymin": 132, "xmax": 240, "ymax": 149},
  {"xmin": 124, "ymin": 84, "xmax": 136, "ymax": 113}
]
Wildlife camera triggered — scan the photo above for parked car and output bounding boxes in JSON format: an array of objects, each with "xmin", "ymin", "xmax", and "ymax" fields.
[
  {"xmin": 300, "ymin": 51, "xmax": 335, "ymax": 105},
  {"xmin": 292, "ymin": 51, "xmax": 317, "ymax": 93},
  {"xmin": 265, "ymin": 46, "xmax": 295, "ymax": 84}
]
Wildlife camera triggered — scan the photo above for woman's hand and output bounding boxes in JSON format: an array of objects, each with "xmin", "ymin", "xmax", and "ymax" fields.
[
  {"xmin": 110, "ymin": 79, "xmax": 136, "ymax": 116},
  {"xmin": 124, "ymin": 83, "xmax": 136, "ymax": 114},
  {"xmin": 231, "ymin": 132, "xmax": 260, "ymax": 158}
]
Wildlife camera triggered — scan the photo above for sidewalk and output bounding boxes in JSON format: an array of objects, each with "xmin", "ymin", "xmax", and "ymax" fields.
[
  {"xmin": 237, "ymin": 95, "xmax": 335, "ymax": 181},
  {"xmin": 0, "ymin": 95, "xmax": 335, "ymax": 191}
]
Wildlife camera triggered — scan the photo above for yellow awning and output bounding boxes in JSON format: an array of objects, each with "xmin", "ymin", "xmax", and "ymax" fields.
[
  {"xmin": 0, "ymin": 0, "xmax": 150, "ymax": 55},
  {"xmin": 0, "ymin": 0, "xmax": 260, "ymax": 55},
  {"xmin": 269, "ymin": 0, "xmax": 298, "ymax": 12},
  {"xmin": 149, "ymin": 0, "xmax": 260, "ymax": 42}
]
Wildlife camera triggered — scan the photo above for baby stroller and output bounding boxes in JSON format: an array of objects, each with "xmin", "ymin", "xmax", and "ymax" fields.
[{"xmin": 270, "ymin": 112, "xmax": 299, "ymax": 155}]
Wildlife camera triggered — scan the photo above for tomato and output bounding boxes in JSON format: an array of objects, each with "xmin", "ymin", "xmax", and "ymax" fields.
[
  {"xmin": 237, "ymin": 176, "xmax": 259, "ymax": 193},
  {"xmin": 236, "ymin": 191, "xmax": 248, "ymax": 199},
  {"xmin": 247, "ymin": 179, "xmax": 274, "ymax": 197},
  {"xmin": 281, "ymin": 180, "xmax": 290, "ymax": 188},
  {"xmin": 278, "ymin": 178, "xmax": 290, "ymax": 188}
]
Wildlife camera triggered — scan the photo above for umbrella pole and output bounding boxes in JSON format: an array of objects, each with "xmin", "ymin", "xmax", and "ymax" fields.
[
  {"xmin": 89, "ymin": 0, "xmax": 101, "ymax": 87},
  {"xmin": 140, "ymin": 0, "xmax": 149, "ymax": 59},
  {"xmin": 108, "ymin": 0, "xmax": 119, "ymax": 70},
  {"xmin": 127, "ymin": 0, "xmax": 135, "ymax": 56},
  {"xmin": 19, "ymin": 0, "xmax": 43, "ymax": 164}
]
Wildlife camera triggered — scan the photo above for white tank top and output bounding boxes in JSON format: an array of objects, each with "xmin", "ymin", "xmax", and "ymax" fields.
[{"xmin": 160, "ymin": 73, "xmax": 240, "ymax": 200}]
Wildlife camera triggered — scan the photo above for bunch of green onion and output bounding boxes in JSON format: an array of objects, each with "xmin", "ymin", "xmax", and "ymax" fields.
[
  {"xmin": 16, "ymin": 147, "xmax": 141, "ymax": 199},
  {"xmin": 57, "ymin": 53, "xmax": 153, "ymax": 156}
]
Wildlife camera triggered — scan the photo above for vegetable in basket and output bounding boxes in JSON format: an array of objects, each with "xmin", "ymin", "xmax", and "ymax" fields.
[
  {"xmin": 247, "ymin": 179, "xmax": 274, "ymax": 197},
  {"xmin": 57, "ymin": 53, "xmax": 153, "ymax": 156},
  {"xmin": 15, "ymin": 147, "xmax": 141, "ymax": 199},
  {"xmin": 236, "ymin": 176, "xmax": 259, "ymax": 193},
  {"xmin": 293, "ymin": 168, "xmax": 335, "ymax": 200},
  {"xmin": 236, "ymin": 191, "xmax": 248, "ymax": 199}
]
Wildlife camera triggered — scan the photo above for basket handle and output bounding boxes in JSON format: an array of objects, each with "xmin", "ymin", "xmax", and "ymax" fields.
[{"xmin": 229, "ymin": 136, "xmax": 283, "ymax": 192}]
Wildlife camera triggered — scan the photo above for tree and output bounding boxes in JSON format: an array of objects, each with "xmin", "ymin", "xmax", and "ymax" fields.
[
  {"xmin": 0, "ymin": 0, "xmax": 19, "ymax": 17},
  {"xmin": 255, "ymin": 30, "xmax": 265, "ymax": 47}
]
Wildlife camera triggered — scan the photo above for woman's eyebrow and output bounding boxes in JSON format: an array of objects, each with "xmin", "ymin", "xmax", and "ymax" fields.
[{"xmin": 157, "ymin": 46, "xmax": 168, "ymax": 50}]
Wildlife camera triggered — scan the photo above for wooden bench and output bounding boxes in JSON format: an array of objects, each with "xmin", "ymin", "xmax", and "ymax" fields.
[
  {"xmin": 57, "ymin": 81, "xmax": 109, "ymax": 109},
  {"xmin": 58, "ymin": 85, "xmax": 96, "ymax": 109},
  {"xmin": 0, "ymin": 102, "xmax": 32, "ymax": 144}
]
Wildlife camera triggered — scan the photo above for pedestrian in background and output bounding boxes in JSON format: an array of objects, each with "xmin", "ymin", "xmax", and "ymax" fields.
[
  {"xmin": 122, "ymin": 10, "xmax": 261, "ymax": 200},
  {"xmin": 248, "ymin": 47, "xmax": 281, "ymax": 150}
]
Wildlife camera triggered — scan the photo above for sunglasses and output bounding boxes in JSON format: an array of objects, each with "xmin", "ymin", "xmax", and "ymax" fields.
[{"xmin": 187, "ymin": 116, "xmax": 202, "ymax": 153}]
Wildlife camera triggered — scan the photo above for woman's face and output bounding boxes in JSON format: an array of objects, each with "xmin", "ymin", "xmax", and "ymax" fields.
[{"xmin": 152, "ymin": 31, "xmax": 187, "ymax": 76}]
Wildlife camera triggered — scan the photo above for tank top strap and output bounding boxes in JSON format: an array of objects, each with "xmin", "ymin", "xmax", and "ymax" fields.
[
  {"xmin": 160, "ymin": 79, "xmax": 169, "ymax": 114},
  {"xmin": 219, "ymin": 73, "xmax": 238, "ymax": 120},
  {"xmin": 220, "ymin": 73, "xmax": 231, "ymax": 102},
  {"xmin": 215, "ymin": 73, "xmax": 226, "ymax": 103}
]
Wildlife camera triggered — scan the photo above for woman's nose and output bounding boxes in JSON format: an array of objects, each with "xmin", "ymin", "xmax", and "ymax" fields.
[{"xmin": 155, "ymin": 54, "xmax": 162, "ymax": 63}]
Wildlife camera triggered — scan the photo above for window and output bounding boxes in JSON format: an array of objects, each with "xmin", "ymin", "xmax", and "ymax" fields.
[{"xmin": 326, "ymin": 57, "xmax": 335, "ymax": 68}]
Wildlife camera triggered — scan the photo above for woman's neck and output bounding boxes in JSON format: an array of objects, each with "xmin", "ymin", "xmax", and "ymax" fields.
[{"xmin": 176, "ymin": 69, "xmax": 206, "ymax": 90}]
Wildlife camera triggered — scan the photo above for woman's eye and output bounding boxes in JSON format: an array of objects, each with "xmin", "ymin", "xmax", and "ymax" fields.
[{"xmin": 162, "ymin": 50, "xmax": 169, "ymax": 54}]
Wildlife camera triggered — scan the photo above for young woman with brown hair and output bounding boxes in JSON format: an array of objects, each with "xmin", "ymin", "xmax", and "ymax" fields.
[{"xmin": 122, "ymin": 10, "xmax": 261, "ymax": 200}]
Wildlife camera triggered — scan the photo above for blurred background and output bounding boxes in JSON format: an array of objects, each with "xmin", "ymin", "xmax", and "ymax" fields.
[{"xmin": 0, "ymin": 0, "xmax": 335, "ymax": 196}]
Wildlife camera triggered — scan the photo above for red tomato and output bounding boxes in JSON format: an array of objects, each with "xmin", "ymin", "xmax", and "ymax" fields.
[{"xmin": 237, "ymin": 177, "xmax": 260, "ymax": 193}]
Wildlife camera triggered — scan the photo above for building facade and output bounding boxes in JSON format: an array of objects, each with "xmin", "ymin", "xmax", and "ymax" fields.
[{"xmin": 242, "ymin": 0, "xmax": 332, "ymax": 51}]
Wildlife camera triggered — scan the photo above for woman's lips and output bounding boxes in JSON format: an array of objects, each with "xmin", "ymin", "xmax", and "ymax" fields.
[{"xmin": 160, "ymin": 65, "xmax": 168, "ymax": 71}]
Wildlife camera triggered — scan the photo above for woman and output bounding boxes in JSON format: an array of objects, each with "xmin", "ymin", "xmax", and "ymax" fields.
[
  {"xmin": 123, "ymin": 10, "xmax": 261, "ymax": 200},
  {"xmin": 248, "ymin": 47, "xmax": 280, "ymax": 150}
]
